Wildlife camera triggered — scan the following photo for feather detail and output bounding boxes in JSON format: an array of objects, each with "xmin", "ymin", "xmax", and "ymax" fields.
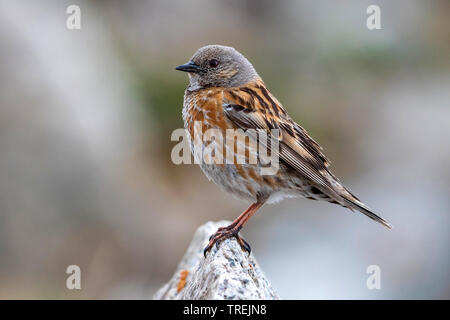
[{"xmin": 222, "ymin": 79, "xmax": 390, "ymax": 228}]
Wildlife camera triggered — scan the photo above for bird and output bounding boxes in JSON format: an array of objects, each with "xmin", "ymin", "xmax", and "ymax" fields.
[{"xmin": 175, "ymin": 45, "xmax": 391, "ymax": 257}]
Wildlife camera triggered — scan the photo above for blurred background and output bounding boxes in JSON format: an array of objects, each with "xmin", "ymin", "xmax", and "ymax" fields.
[{"xmin": 0, "ymin": 0, "xmax": 448, "ymax": 299}]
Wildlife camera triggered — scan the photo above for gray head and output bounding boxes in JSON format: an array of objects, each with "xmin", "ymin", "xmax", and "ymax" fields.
[{"xmin": 175, "ymin": 45, "xmax": 259, "ymax": 90}]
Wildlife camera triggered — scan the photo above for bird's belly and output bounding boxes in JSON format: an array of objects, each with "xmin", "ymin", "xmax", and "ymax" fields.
[
  {"xmin": 199, "ymin": 163, "xmax": 264, "ymax": 201},
  {"xmin": 187, "ymin": 133, "xmax": 278, "ymax": 201},
  {"xmin": 186, "ymin": 124, "xmax": 319, "ymax": 204}
]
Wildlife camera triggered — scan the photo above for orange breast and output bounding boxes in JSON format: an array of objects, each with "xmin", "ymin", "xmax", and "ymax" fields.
[
  {"xmin": 184, "ymin": 87, "xmax": 259, "ymax": 167},
  {"xmin": 185, "ymin": 88, "xmax": 229, "ymax": 137}
]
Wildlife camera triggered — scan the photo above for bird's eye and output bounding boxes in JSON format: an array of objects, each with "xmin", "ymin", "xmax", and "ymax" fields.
[{"xmin": 209, "ymin": 59, "xmax": 220, "ymax": 68}]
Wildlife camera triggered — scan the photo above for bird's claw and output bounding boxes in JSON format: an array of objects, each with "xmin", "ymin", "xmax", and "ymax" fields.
[{"xmin": 203, "ymin": 227, "xmax": 251, "ymax": 258}]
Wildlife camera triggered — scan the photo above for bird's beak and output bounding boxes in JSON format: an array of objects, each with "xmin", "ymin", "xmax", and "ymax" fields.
[{"xmin": 175, "ymin": 61, "xmax": 202, "ymax": 73}]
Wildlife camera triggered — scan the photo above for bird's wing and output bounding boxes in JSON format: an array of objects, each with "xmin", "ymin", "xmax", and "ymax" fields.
[
  {"xmin": 223, "ymin": 81, "xmax": 392, "ymax": 229},
  {"xmin": 223, "ymin": 81, "xmax": 334, "ymax": 190}
]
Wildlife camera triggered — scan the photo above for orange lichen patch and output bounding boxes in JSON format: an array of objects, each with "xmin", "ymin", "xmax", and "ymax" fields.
[{"xmin": 177, "ymin": 269, "xmax": 189, "ymax": 293}]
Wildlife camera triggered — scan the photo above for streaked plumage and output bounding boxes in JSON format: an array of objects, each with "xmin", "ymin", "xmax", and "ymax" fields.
[{"xmin": 176, "ymin": 45, "xmax": 391, "ymax": 256}]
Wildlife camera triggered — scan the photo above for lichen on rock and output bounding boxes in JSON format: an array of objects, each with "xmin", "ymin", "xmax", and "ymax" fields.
[{"xmin": 153, "ymin": 221, "xmax": 279, "ymax": 300}]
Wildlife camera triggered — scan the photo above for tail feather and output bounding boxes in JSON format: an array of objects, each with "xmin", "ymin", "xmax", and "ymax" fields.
[
  {"xmin": 319, "ymin": 170, "xmax": 391, "ymax": 229},
  {"xmin": 342, "ymin": 194, "xmax": 392, "ymax": 229}
]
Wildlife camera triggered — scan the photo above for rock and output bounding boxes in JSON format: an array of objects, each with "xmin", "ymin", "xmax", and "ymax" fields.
[{"xmin": 153, "ymin": 221, "xmax": 279, "ymax": 300}]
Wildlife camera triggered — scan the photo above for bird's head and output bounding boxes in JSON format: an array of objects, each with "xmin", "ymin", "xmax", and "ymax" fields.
[{"xmin": 176, "ymin": 45, "xmax": 258, "ymax": 90}]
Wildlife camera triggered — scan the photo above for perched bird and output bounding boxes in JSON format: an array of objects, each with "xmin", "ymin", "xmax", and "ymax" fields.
[{"xmin": 176, "ymin": 45, "xmax": 391, "ymax": 257}]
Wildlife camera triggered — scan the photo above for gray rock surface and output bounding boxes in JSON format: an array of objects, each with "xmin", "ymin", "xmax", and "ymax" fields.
[{"xmin": 153, "ymin": 221, "xmax": 279, "ymax": 300}]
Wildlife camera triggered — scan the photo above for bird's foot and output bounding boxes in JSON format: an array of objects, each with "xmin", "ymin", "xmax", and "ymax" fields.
[{"xmin": 203, "ymin": 226, "xmax": 251, "ymax": 257}]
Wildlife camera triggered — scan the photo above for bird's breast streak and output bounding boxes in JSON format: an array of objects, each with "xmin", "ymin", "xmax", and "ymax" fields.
[{"xmin": 183, "ymin": 88, "xmax": 277, "ymax": 201}]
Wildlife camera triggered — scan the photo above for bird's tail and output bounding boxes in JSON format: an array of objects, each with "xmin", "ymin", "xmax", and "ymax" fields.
[{"xmin": 341, "ymin": 192, "xmax": 392, "ymax": 229}]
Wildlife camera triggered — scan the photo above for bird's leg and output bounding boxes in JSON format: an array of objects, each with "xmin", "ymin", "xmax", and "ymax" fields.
[{"xmin": 204, "ymin": 201, "xmax": 264, "ymax": 257}]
